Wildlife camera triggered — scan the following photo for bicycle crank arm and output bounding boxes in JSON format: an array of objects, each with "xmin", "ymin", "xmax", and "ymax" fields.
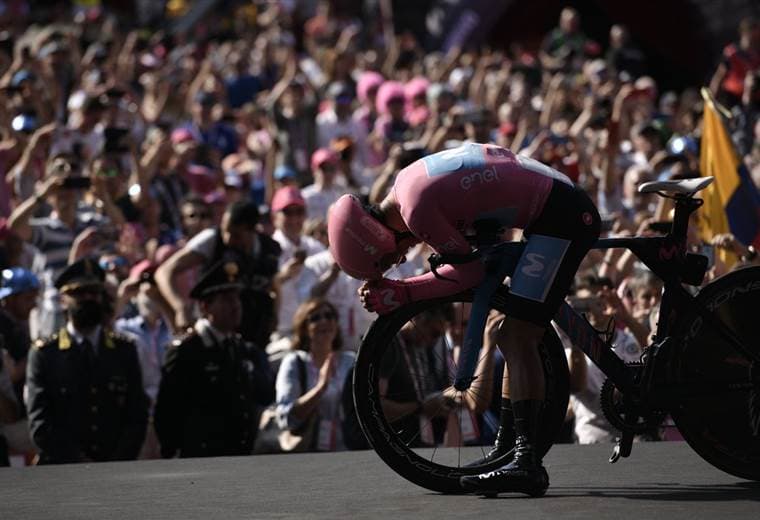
[{"xmin": 609, "ymin": 429, "xmax": 635, "ymax": 464}]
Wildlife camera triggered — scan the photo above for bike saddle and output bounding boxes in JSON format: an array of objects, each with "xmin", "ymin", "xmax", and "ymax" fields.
[{"xmin": 638, "ymin": 176, "xmax": 714, "ymax": 196}]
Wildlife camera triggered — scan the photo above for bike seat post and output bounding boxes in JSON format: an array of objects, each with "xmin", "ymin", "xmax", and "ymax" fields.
[{"xmin": 671, "ymin": 195, "xmax": 702, "ymax": 241}]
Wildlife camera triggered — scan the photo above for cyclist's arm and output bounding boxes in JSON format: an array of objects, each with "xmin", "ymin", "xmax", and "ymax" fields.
[{"xmin": 399, "ymin": 212, "xmax": 484, "ymax": 301}]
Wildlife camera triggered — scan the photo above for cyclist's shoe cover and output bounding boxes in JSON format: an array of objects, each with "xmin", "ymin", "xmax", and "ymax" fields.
[
  {"xmin": 464, "ymin": 425, "xmax": 512, "ymax": 467},
  {"xmin": 460, "ymin": 435, "xmax": 549, "ymax": 497},
  {"xmin": 466, "ymin": 399, "xmax": 516, "ymax": 467}
]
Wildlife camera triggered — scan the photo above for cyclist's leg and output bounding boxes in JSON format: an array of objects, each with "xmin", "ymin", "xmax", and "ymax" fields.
[{"xmin": 462, "ymin": 180, "xmax": 600, "ymax": 496}]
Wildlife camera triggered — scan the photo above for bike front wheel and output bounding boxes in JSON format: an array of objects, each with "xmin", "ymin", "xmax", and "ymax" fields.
[
  {"xmin": 353, "ymin": 290, "xmax": 569, "ymax": 494},
  {"xmin": 670, "ymin": 266, "xmax": 760, "ymax": 481}
]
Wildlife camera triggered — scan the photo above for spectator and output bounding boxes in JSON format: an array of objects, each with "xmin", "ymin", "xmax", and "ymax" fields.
[
  {"xmin": 375, "ymin": 305, "xmax": 456, "ymax": 447},
  {"xmin": 539, "ymin": 7, "xmax": 594, "ymax": 73},
  {"xmin": 710, "ymin": 16, "xmax": 760, "ymax": 108},
  {"xmin": 316, "ymin": 81, "xmax": 368, "ymax": 164},
  {"xmin": 303, "ymin": 222, "xmax": 373, "ymax": 352},
  {"xmin": 566, "ymin": 273, "xmax": 642, "ymax": 444},
  {"xmin": 606, "ymin": 25, "xmax": 646, "ymax": 80},
  {"xmin": 154, "ymin": 259, "xmax": 275, "ymax": 458},
  {"xmin": 8, "ymin": 156, "xmax": 124, "ymax": 338},
  {"xmin": 353, "ymin": 70, "xmax": 384, "ymax": 135},
  {"xmin": 155, "ymin": 200, "xmax": 281, "ymax": 346},
  {"xmin": 114, "ymin": 259, "xmax": 173, "ymax": 458},
  {"xmin": 275, "ymin": 299, "xmax": 354, "ymax": 452},
  {"xmin": 26, "ymin": 258, "xmax": 149, "ymax": 464},
  {"xmin": 302, "ymin": 148, "xmax": 350, "ymax": 220},
  {"xmin": 183, "ymin": 91, "xmax": 238, "ymax": 159},
  {"xmin": 0, "ymin": 267, "xmax": 39, "ymax": 459},
  {"xmin": 270, "ymin": 187, "xmax": 324, "ymax": 340},
  {"xmin": 178, "ymin": 194, "xmax": 213, "ymax": 241},
  {"xmin": 267, "ymin": 54, "xmax": 318, "ymax": 183}
]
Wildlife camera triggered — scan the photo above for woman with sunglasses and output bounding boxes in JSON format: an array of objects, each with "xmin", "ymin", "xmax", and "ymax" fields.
[{"xmin": 274, "ymin": 298, "xmax": 355, "ymax": 452}]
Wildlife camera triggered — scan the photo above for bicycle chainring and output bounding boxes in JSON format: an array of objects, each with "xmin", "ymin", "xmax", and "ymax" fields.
[{"xmin": 600, "ymin": 363, "xmax": 666, "ymax": 435}]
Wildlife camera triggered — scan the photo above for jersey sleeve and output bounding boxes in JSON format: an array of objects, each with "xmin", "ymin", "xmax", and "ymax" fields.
[{"xmin": 399, "ymin": 206, "xmax": 485, "ymax": 302}]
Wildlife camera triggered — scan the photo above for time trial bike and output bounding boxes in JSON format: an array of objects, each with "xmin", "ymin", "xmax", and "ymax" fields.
[{"xmin": 352, "ymin": 176, "xmax": 760, "ymax": 493}]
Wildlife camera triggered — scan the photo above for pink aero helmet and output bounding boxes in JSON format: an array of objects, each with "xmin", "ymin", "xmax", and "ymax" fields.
[{"xmin": 328, "ymin": 194, "xmax": 396, "ymax": 280}]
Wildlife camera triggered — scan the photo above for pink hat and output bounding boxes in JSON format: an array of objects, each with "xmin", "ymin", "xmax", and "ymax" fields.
[
  {"xmin": 357, "ymin": 71, "xmax": 384, "ymax": 103},
  {"xmin": 128, "ymin": 259, "xmax": 157, "ymax": 284},
  {"xmin": 404, "ymin": 77, "xmax": 430, "ymax": 101},
  {"xmin": 271, "ymin": 186, "xmax": 306, "ymax": 213},
  {"xmin": 311, "ymin": 148, "xmax": 338, "ymax": 170},
  {"xmin": 375, "ymin": 81, "xmax": 406, "ymax": 115},
  {"xmin": 171, "ymin": 128, "xmax": 195, "ymax": 144}
]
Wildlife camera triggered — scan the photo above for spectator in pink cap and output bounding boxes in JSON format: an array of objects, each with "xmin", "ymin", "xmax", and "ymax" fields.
[
  {"xmin": 270, "ymin": 187, "xmax": 324, "ymax": 342},
  {"xmin": 370, "ymin": 81, "xmax": 410, "ymax": 164},
  {"xmin": 354, "ymin": 71, "xmax": 384, "ymax": 134},
  {"xmin": 115, "ymin": 257, "xmax": 174, "ymax": 458},
  {"xmin": 404, "ymin": 77, "xmax": 430, "ymax": 129},
  {"xmin": 302, "ymin": 148, "xmax": 350, "ymax": 220}
]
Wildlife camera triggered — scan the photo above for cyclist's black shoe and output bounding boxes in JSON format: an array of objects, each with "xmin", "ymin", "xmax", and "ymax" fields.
[{"xmin": 460, "ymin": 435, "xmax": 549, "ymax": 497}]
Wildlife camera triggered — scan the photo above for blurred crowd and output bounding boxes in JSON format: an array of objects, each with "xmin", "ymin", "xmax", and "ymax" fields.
[{"xmin": 0, "ymin": 1, "xmax": 759, "ymax": 465}]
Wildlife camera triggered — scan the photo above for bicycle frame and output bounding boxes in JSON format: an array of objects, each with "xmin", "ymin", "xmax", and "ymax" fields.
[{"xmin": 453, "ymin": 197, "xmax": 760, "ymax": 394}]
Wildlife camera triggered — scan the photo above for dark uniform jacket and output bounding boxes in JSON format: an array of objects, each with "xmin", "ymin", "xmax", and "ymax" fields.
[
  {"xmin": 26, "ymin": 326, "xmax": 149, "ymax": 464},
  {"xmin": 207, "ymin": 230, "xmax": 281, "ymax": 347},
  {"xmin": 153, "ymin": 320, "xmax": 275, "ymax": 458}
]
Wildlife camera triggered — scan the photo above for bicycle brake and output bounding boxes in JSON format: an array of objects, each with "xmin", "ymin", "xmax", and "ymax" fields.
[{"xmin": 609, "ymin": 429, "xmax": 634, "ymax": 464}]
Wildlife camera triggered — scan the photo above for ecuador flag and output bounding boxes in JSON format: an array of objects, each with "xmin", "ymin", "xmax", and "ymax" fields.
[{"xmin": 698, "ymin": 88, "xmax": 760, "ymax": 250}]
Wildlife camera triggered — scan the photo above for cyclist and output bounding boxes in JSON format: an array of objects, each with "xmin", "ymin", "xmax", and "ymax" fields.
[{"xmin": 327, "ymin": 142, "xmax": 600, "ymax": 496}]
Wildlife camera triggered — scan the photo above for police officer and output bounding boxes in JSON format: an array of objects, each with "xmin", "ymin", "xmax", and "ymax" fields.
[
  {"xmin": 154, "ymin": 259, "xmax": 275, "ymax": 458},
  {"xmin": 26, "ymin": 258, "xmax": 149, "ymax": 464}
]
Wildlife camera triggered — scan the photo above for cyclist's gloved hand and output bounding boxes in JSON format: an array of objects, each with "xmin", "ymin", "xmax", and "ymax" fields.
[{"xmin": 359, "ymin": 279, "xmax": 411, "ymax": 314}]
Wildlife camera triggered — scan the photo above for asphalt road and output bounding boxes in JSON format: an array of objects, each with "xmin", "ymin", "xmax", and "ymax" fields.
[{"xmin": 1, "ymin": 441, "xmax": 758, "ymax": 519}]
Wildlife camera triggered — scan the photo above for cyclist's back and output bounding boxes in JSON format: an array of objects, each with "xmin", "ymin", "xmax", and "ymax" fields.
[{"xmin": 395, "ymin": 143, "xmax": 571, "ymax": 250}]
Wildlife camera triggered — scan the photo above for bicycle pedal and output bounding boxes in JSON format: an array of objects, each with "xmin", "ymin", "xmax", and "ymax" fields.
[{"xmin": 608, "ymin": 430, "xmax": 634, "ymax": 464}]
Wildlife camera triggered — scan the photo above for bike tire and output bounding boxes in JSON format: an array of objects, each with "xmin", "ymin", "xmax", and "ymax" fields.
[
  {"xmin": 670, "ymin": 266, "xmax": 760, "ymax": 481},
  {"xmin": 353, "ymin": 290, "xmax": 569, "ymax": 494}
]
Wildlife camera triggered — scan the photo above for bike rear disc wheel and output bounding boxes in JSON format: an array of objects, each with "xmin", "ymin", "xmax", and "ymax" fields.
[
  {"xmin": 670, "ymin": 266, "xmax": 760, "ymax": 481},
  {"xmin": 353, "ymin": 291, "xmax": 569, "ymax": 494}
]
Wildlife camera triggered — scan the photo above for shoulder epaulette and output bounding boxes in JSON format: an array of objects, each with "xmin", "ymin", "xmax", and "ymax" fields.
[{"xmin": 170, "ymin": 327, "xmax": 197, "ymax": 348}]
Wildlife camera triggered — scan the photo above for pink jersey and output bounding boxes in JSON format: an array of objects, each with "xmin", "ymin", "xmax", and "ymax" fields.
[{"xmin": 390, "ymin": 143, "xmax": 572, "ymax": 300}]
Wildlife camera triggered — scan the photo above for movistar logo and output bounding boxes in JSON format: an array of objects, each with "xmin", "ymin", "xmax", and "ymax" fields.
[{"xmin": 521, "ymin": 253, "xmax": 545, "ymax": 277}]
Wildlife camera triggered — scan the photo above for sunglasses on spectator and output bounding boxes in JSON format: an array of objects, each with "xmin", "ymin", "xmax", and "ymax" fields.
[
  {"xmin": 283, "ymin": 206, "xmax": 305, "ymax": 217},
  {"xmin": 308, "ymin": 310, "xmax": 336, "ymax": 323}
]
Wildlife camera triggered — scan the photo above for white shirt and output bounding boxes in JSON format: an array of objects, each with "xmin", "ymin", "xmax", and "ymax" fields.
[
  {"xmin": 316, "ymin": 109, "xmax": 369, "ymax": 164},
  {"xmin": 271, "ymin": 230, "xmax": 324, "ymax": 336},
  {"xmin": 303, "ymin": 249, "xmax": 374, "ymax": 351},
  {"xmin": 66, "ymin": 322, "xmax": 102, "ymax": 350},
  {"xmin": 301, "ymin": 183, "xmax": 349, "ymax": 221},
  {"xmin": 567, "ymin": 327, "xmax": 641, "ymax": 444}
]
